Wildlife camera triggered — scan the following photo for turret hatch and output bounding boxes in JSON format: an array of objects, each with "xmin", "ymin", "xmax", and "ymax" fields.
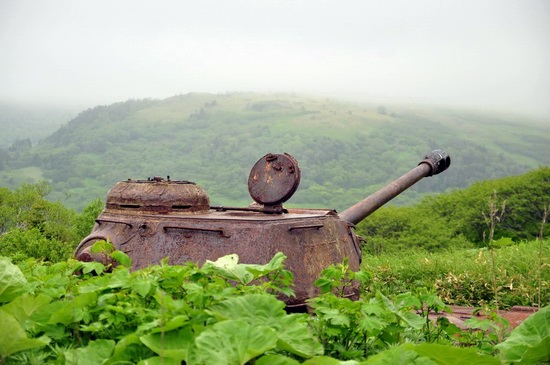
[{"xmin": 105, "ymin": 177, "xmax": 210, "ymax": 214}]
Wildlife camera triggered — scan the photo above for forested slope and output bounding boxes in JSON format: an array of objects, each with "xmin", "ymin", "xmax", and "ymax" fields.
[
  {"xmin": 0, "ymin": 93, "xmax": 548, "ymax": 210},
  {"xmin": 357, "ymin": 167, "xmax": 550, "ymax": 252}
]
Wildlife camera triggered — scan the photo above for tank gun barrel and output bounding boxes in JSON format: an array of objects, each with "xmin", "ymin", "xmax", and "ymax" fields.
[{"xmin": 339, "ymin": 149, "xmax": 450, "ymax": 225}]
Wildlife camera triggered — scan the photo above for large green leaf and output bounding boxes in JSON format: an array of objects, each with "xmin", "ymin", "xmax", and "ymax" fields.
[
  {"xmin": 397, "ymin": 310, "xmax": 426, "ymax": 330},
  {"xmin": 362, "ymin": 346, "xmax": 437, "ymax": 365},
  {"xmin": 110, "ymin": 250, "xmax": 132, "ymax": 267},
  {"xmin": 378, "ymin": 292, "xmax": 424, "ymax": 329},
  {"xmin": 203, "ymin": 254, "xmax": 254, "ymax": 284},
  {"xmin": 357, "ymin": 313, "xmax": 387, "ymax": 333},
  {"xmin": 240, "ymin": 252, "xmax": 287, "ymax": 276},
  {"xmin": 0, "ymin": 310, "xmax": 49, "ymax": 358},
  {"xmin": 49, "ymin": 292, "xmax": 98, "ymax": 325},
  {"xmin": 412, "ymin": 343, "xmax": 499, "ymax": 365},
  {"xmin": 0, "ymin": 293, "xmax": 52, "ymax": 326},
  {"xmin": 27, "ymin": 300, "xmax": 63, "ymax": 325},
  {"xmin": 192, "ymin": 319, "xmax": 278, "ymax": 365},
  {"xmin": 276, "ymin": 314, "xmax": 324, "ymax": 358},
  {"xmin": 316, "ymin": 307, "xmax": 351, "ymax": 326},
  {"xmin": 140, "ymin": 327, "xmax": 195, "ymax": 362},
  {"xmin": 210, "ymin": 294, "xmax": 323, "ymax": 358},
  {"xmin": 210, "ymin": 293, "xmax": 286, "ymax": 322},
  {"xmin": 363, "ymin": 343, "xmax": 498, "ymax": 365},
  {"xmin": 131, "ymin": 276, "xmax": 153, "ymax": 297},
  {"xmin": 64, "ymin": 339, "xmax": 115, "ymax": 365},
  {"xmin": 107, "ymin": 333, "xmax": 149, "ymax": 365},
  {"xmin": 256, "ymin": 354, "xmax": 301, "ymax": 365},
  {"xmin": 302, "ymin": 357, "xmax": 359, "ymax": 364},
  {"xmin": 495, "ymin": 305, "xmax": 550, "ymax": 364},
  {"xmin": 137, "ymin": 357, "xmax": 181, "ymax": 365},
  {"xmin": 0, "ymin": 256, "xmax": 28, "ymax": 303}
]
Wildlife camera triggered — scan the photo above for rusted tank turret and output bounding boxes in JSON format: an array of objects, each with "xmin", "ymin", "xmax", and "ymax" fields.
[{"xmin": 75, "ymin": 150, "xmax": 450, "ymax": 308}]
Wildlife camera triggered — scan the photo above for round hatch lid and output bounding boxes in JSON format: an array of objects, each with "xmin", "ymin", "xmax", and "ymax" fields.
[
  {"xmin": 105, "ymin": 177, "xmax": 210, "ymax": 213},
  {"xmin": 248, "ymin": 153, "xmax": 301, "ymax": 206}
]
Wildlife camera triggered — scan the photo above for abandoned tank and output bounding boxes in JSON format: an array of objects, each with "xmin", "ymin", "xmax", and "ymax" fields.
[{"xmin": 75, "ymin": 150, "xmax": 450, "ymax": 308}]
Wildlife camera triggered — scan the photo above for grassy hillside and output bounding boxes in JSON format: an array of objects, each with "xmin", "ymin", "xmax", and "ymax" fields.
[{"xmin": 0, "ymin": 92, "xmax": 548, "ymax": 210}]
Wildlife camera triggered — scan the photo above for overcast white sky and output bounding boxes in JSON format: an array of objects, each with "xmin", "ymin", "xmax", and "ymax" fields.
[{"xmin": 1, "ymin": 0, "xmax": 549, "ymax": 116}]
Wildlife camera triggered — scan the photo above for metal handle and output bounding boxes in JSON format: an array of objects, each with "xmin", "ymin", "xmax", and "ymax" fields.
[
  {"xmin": 96, "ymin": 219, "xmax": 133, "ymax": 228},
  {"xmin": 289, "ymin": 224, "xmax": 324, "ymax": 232},
  {"xmin": 163, "ymin": 226, "xmax": 231, "ymax": 238}
]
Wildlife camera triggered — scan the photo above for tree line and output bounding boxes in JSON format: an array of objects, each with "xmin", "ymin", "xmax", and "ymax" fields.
[{"xmin": 357, "ymin": 167, "xmax": 550, "ymax": 253}]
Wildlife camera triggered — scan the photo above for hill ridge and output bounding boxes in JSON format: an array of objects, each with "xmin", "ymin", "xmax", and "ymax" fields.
[{"xmin": 0, "ymin": 92, "xmax": 548, "ymax": 210}]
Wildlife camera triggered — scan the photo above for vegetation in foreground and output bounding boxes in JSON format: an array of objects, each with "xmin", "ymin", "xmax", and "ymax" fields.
[
  {"xmin": 1, "ymin": 248, "xmax": 549, "ymax": 364},
  {"xmin": 362, "ymin": 240, "xmax": 549, "ymax": 309}
]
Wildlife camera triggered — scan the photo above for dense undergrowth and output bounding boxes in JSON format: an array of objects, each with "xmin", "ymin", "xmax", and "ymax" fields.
[
  {"xmin": 1, "ymin": 248, "xmax": 549, "ymax": 364},
  {"xmin": 356, "ymin": 167, "xmax": 550, "ymax": 251},
  {"xmin": 0, "ymin": 182, "xmax": 102, "ymax": 263},
  {"xmin": 362, "ymin": 240, "xmax": 550, "ymax": 308}
]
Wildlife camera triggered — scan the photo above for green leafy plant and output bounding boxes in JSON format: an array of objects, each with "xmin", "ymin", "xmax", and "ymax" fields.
[
  {"xmin": 362, "ymin": 240, "xmax": 550, "ymax": 308},
  {"xmin": 362, "ymin": 342, "xmax": 501, "ymax": 365},
  {"xmin": 452, "ymin": 307, "xmax": 511, "ymax": 355},
  {"xmin": 0, "ymin": 252, "xmax": 319, "ymax": 364},
  {"xmin": 394, "ymin": 288, "xmax": 456, "ymax": 344},
  {"xmin": 203, "ymin": 252, "xmax": 295, "ymax": 297},
  {"xmin": 313, "ymin": 258, "xmax": 371, "ymax": 297},
  {"xmin": 0, "ymin": 182, "xmax": 81, "ymax": 264},
  {"xmin": 309, "ymin": 262, "xmax": 462, "ymax": 361},
  {"xmin": 495, "ymin": 305, "xmax": 550, "ymax": 364},
  {"xmin": 1, "ymin": 250, "xmax": 547, "ymax": 364}
]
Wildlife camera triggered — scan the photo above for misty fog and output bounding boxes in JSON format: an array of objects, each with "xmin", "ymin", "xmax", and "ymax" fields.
[{"xmin": 1, "ymin": 0, "xmax": 549, "ymax": 117}]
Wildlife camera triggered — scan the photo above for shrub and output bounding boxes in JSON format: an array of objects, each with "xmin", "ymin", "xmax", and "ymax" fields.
[
  {"xmin": 362, "ymin": 240, "xmax": 550, "ymax": 308},
  {"xmin": 0, "ymin": 228, "xmax": 73, "ymax": 263}
]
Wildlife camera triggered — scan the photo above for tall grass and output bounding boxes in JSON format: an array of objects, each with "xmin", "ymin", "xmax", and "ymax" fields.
[
  {"xmin": 361, "ymin": 240, "xmax": 549, "ymax": 308},
  {"xmin": 482, "ymin": 190, "xmax": 506, "ymax": 311},
  {"xmin": 538, "ymin": 205, "xmax": 548, "ymax": 308}
]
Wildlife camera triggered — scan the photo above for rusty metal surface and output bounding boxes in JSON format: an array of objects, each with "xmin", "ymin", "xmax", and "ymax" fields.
[
  {"xmin": 76, "ymin": 207, "xmax": 361, "ymax": 306},
  {"xmin": 420, "ymin": 149, "xmax": 451, "ymax": 176},
  {"xmin": 106, "ymin": 177, "xmax": 210, "ymax": 214},
  {"xmin": 248, "ymin": 153, "xmax": 301, "ymax": 207}
]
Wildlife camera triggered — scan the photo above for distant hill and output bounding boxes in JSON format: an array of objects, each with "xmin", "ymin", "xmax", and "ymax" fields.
[
  {"xmin": 0, "ymin": 102, "xmax": 78, "ymax": 148},
  {"xmin": 0, "ymin": 92, "xmax": 548, "ymax": 210}
]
